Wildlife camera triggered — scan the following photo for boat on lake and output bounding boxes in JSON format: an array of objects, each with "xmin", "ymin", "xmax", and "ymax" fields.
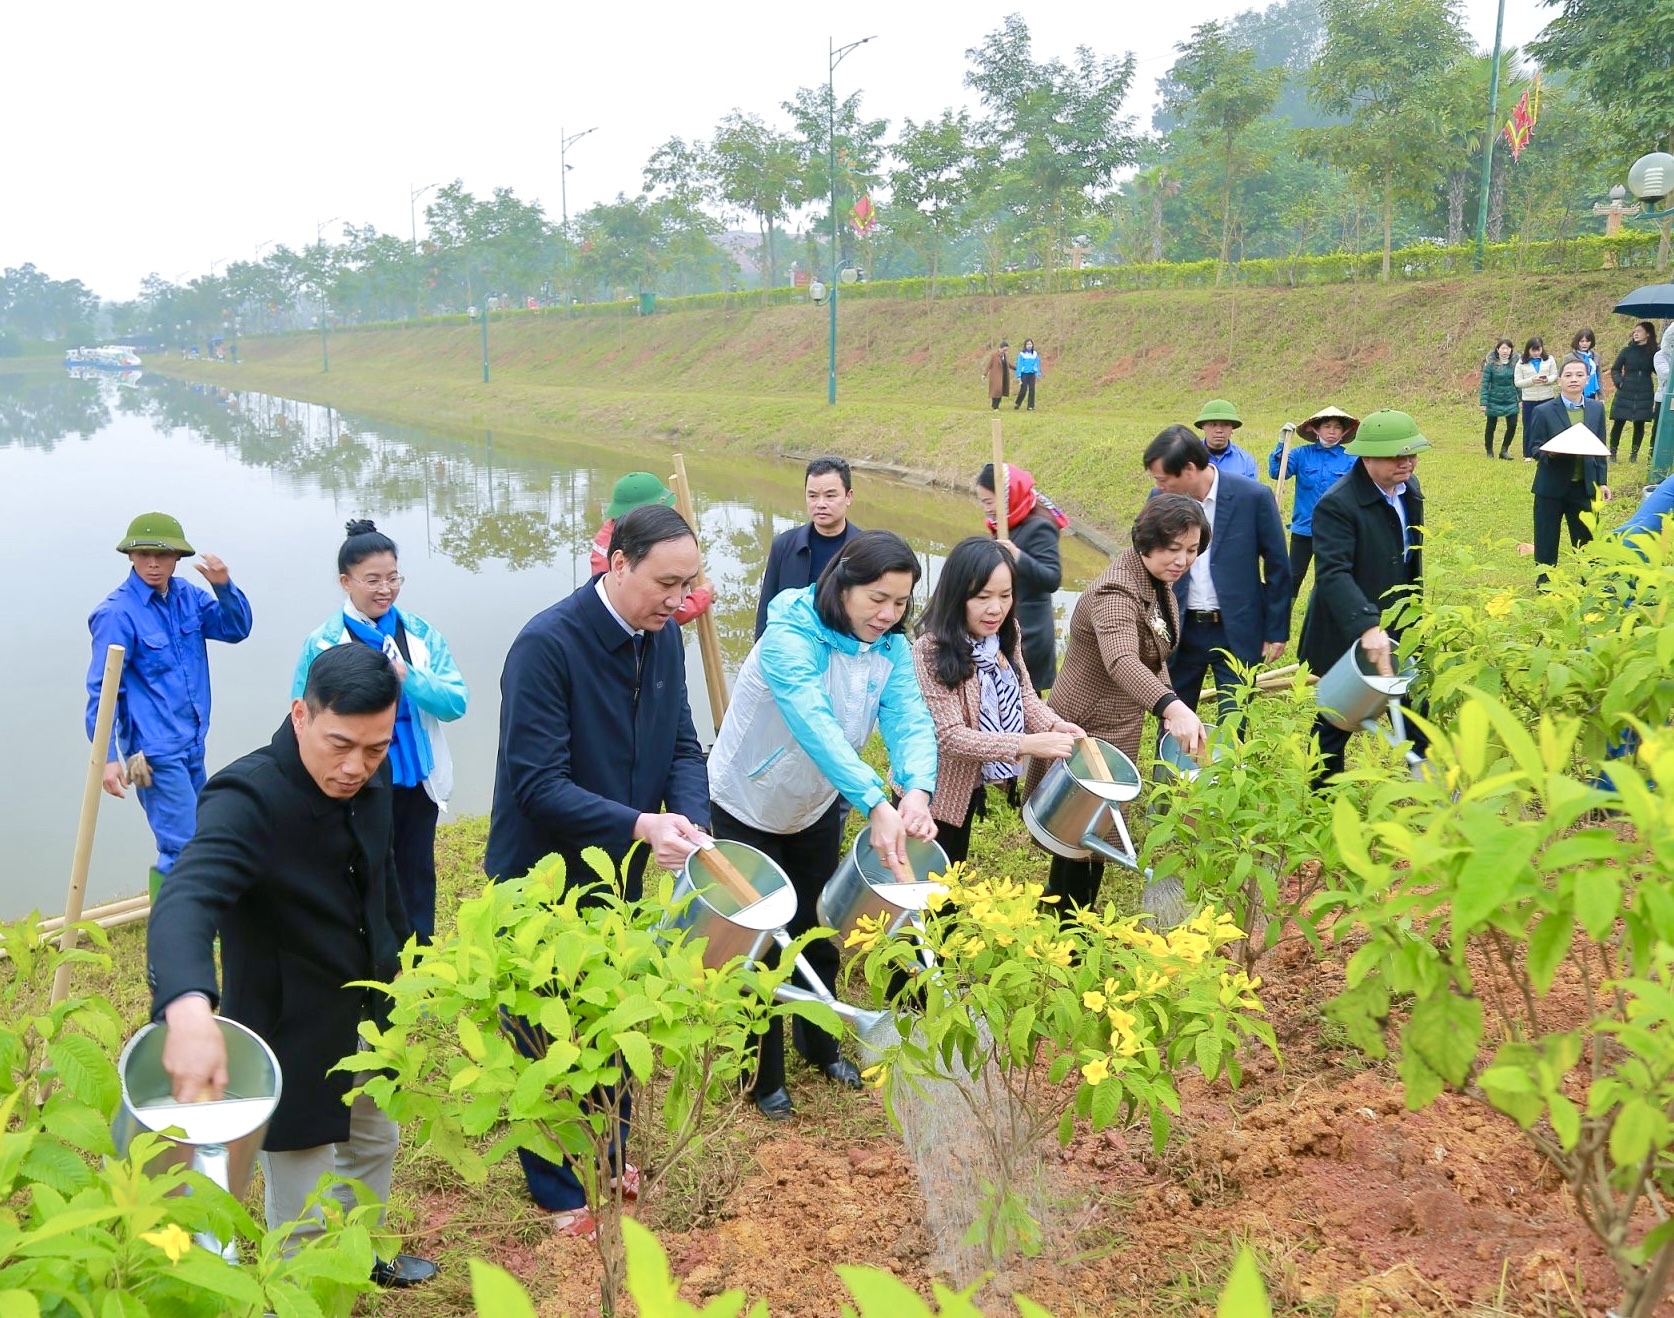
[{"xmin": 63, "ymin": 345, "xmax": 143, "ymax": 369}]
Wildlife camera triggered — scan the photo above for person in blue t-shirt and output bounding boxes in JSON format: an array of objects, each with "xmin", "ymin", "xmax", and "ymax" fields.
[
  {"xmin": 87, "ymin": 512, "xmax": 254, "ymax": 898},
  {"xmin": 1013, "ymin": 338, "xmax": 1042, "ymax": 410},
  {"xmin": 1269, "ymin": 405, "xmax": 1360, "ymax": 592}
]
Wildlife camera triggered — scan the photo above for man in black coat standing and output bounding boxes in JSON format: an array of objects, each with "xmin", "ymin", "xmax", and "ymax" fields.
[
  {"xmin": 1527, "ymin": 354, "xmax": 1612, "ymax": 578},
  {"xmin": 754, "ymin": 456, "xmax": 861, "ymax": 638},
  {"xmin": 488, "ymin": 503, "xmax": 712, "ymax": 1236},
  {"xmin": 1144, "ymin": 427, "xmax": 1293, "ymax": 721},
  {"xmin": 148, "ymin": 645, "xmax": 436, "ymax": 1288},
  {"xmin": 1297, "ymin": 410, "xmax": 1431, "ymax": 787}
]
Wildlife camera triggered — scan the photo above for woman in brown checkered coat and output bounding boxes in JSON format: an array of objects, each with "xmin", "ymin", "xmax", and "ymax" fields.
[
  {"xmin": 912, "ymin": 537, "xmax": 1085, "ymax": 867},
  {"xmin": 1028, "ymin": 495, "xmax": 1210, "ymax": 908}
]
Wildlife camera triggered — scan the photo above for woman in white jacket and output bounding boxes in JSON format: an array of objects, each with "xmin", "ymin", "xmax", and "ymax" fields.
[
  {"xmin": 1515, "ymin": 336, "xmax": 1559, "ymax": 461},
  {"xmin": 708, "ymin": 530, "xmax": 938, "ymax": 1118},
  {"xmin": 293, "ymin": 519, "xmax": 469, "ymax": 942}
]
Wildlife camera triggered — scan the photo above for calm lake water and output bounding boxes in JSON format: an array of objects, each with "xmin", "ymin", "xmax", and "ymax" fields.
[{"xmin": 0, "ymin": 368, "xmax": 1104, "ymax": 918}]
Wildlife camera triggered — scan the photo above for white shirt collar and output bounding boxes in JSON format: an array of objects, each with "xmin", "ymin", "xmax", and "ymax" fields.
[
  {"xmin": 594, "ymin": 575, "xmax": 641, "ymax": 638},
  {"xmin": 1200, "ymin": 464, "xmax": 1220, "ymax": 510}
]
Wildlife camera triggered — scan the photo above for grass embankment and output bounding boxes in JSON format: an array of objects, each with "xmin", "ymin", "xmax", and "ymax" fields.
[{"xmin": 163, "ymin": 271, "xmax": 1652, "ymax": 563}]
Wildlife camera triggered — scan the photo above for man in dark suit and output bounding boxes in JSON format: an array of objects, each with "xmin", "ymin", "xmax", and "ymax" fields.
[
  {"xmin": 754, "ymin": 456, "xmax": 861, "ymax": 638},
  {"xmin": 1297, "ymin": 410, "xmax": 1431, "ymax": 786},
  {"xmin": 488, "ymin": 502, "xmax": 711, "ymax": 1234},
  {"xmin": 1144, "ymin": 426, "xmax": 1292, "ymax": 720},
  {"xmin": 1527, "ymin": 354, "xmax": 1612, "ymax": 577},
  {"xmin": 148, "ymin": 645, "xmax": 436, "ymax": 1288}
]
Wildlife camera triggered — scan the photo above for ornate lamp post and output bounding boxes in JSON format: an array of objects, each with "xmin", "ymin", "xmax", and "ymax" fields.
[{"xmin": 1626, "ymin": 152, "xmax": 1674, "ymax": 272}]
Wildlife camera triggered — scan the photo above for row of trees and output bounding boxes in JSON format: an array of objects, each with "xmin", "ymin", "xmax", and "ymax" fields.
[{"xmin": 8, "ymin": 0, "xmax": 1669, "ymax": 345}]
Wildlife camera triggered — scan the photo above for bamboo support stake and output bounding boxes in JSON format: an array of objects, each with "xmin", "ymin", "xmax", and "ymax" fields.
[
  {"xmin": 51, "ymin": 643, "xmax": 123, "ymax": 1005},
  {"xmin": 1273, "ymin": 422, "xmax": 1298, "ymax": 520},
  {"xmin": 670, "ymin": 454, "xmax": 731, "ymax": 734},
  {"xmin": 990, "ymin": 417, "xmax": 1009, "ymax": 543},
  {"xmin": 39, "ymin": 894, "xmax": 149, "ymax": 935}
]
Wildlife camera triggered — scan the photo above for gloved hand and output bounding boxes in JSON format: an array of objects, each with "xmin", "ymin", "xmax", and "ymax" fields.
[{"xmin": 126, "ymin": 751, "xmax": 154, "ymax": 788}]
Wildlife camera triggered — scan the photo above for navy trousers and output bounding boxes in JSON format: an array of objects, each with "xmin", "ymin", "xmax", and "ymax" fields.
[
  {"xmin": 1170, "ymin": 615, "xmax": 1246, "ymax": 723},
  {"xmin": 390, "ymin": 785, "xmax": 439, "ymax": 942}
]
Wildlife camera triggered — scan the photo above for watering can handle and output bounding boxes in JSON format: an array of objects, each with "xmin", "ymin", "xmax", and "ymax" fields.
[
  {"xmin": 1077, "ymin": 737, "xmax": 1114, "ymax": 782},
  {"xmin": 694, "ymin": 842, "xmax": 760, "ymax": 907}
]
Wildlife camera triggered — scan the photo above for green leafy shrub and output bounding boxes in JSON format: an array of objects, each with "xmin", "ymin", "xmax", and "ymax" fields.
[{"xmin": 351, "ymin": 851, "xmax": 835, "ymax": 1313}]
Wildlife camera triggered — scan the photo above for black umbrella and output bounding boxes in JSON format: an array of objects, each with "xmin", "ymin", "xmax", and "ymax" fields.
[{"xmin": 1613, "ymin": 283, "xmax": 1674, "ymax": 318}]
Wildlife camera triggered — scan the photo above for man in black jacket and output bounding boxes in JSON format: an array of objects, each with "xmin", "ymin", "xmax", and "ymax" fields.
[
  {"xmin": 1297, "ymin": 410, "xmax": 1431, "ymax": 787},
  {"xmin": 754, "ymin": 456, "xmax": 861, "ymax": 638},
  {"xmin": 1144, "ymin": 427, "xmax": 1292, "ymax": 720},
  {"xmin": 148, "ymin": 645, "xmax": 436, "ymax": 1288},
  {"xmin": 1527, "ymin": 354, "xmax": 1612, "ymax": 578}
]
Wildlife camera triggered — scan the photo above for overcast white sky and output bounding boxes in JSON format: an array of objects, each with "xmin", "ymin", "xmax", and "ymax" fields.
[{"xmin": 3, "ymin": 0, "xmax": 1551, "ymax": 301}]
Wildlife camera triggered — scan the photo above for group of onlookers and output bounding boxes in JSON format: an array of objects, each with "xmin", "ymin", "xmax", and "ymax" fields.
[{"xmin": 1485, "ymin": 324, "xmax": 1671, "ymax": 463}]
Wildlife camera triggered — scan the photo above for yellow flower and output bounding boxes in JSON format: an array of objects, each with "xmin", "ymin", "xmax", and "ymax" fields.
[
  {"xmin": 861, "ymin": 1063, "xmax": 889, "ymax": 1089},
  {"xmin": 1113, "ymin": 1033, "xmax": 1141, "ymax": 1058},
  {"xmin": 1081, "ymin": 1057, "xmax": 1111, "ymax": 1087},
  {"xmin": 140, "ymin": 1224, "xmax": 193, "ymax": 1263},
  {"xmin": 1083, "ymin": 990, "xmax": 1108, "ymax": 1012},
  {"xmin": 1105, "ymin": 1005, "xmax": 1138, "ymax": 1035},
  {"xmin": 1484, "ymin": 592, "xmax": 1516, "ymax": 620},
  {"xmin": 1167, "ymin": 930, "xmax": 1212, "ymax": 965}
]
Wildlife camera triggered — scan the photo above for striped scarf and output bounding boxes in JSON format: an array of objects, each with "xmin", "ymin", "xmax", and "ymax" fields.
[{"xmin": 972, "ymin": 635, "xmax": 1025, "ymax": 783}]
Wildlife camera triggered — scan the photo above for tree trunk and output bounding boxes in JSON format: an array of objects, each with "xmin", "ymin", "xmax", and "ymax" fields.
[
  {"xmin": 1217, "ymin": 139, "xmax": 1236, "ymax": 287},
  {"xmin": 1446, "ymin": 171, "xmax": 1466, "ymax": 247},
  {"xmin": 1150, "ymin": 194, "xmax": 1165, "ymax": 263},
  {"xmin": 1488, "ymin": 162, "xmax": 1506, "ymax": 243},
  {"xmin": 1381, "ymin": 168, "xmax": 1394, "ymax": 282},
  {"xmin": 757, "ymin": 218, "xmax": 769, "ymax": 302}
]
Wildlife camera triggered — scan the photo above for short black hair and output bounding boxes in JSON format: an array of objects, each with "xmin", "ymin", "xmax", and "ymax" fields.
[
  {"xmin": 1521, "ymin": 336, "xmax": 1545, "ymax": 362},
  {"xmin": 1142, "ymin": 425, "xmax": 1212, "ymax": 475},
  {"xmin": 1571, "ymin": 328, "xmax": 1595, "ymax": 350},
  {"xmin": 608, "ymin": 503, "xmax": 695, "ymax": 567},
  {"xmin": 1132, "ymin": 494, "xmax": 1212, "ymax": 556},
  {"xmin": 339, "ymin": 518, "xmax": 397, "ymax": 575},
  {"xmin": 303, "ymin": 643, "xmax": 402, "ymax": 716},
  {"xmin": 1559, "ymin": 352, "xmax": 1591, "ymax": 373},
  {"xmin": 814, "ymin": 530, "xmax": 922, "ymax": 636},
  {"xmin": 805, "ymin": 456, "xmax": 853, "ymax": 492}
]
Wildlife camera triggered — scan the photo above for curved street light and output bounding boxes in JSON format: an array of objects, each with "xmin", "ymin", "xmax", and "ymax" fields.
[
  {"xmin": 316, "ymin": 217, "xmax": 340, "ymax": 373},
  {"xmin": 559, "ymin": 126, "xmax": 598, "ymax": 228}
]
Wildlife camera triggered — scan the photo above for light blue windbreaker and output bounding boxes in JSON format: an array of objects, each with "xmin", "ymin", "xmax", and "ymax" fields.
[
  {"xmin": 291, "ymin": 606, "xmax": 469, "ymax": 806},
  {"xmin": 708, "ymin": 586, "xmax": 938, "ymax": 834}
]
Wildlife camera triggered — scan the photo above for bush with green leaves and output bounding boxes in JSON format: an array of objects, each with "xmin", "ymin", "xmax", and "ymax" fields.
[
  {"xmin": 350, "ymin": 850, "xmax": 835, "ymax": 1313},
  {"xmin": 1320, "ymin": 698, "xmax": 1674, "ymax": 1318},
  {"xmin": 0, "ymin": 917, "xmax": 379, "ymax": 1317},
  {"xmin": 853, "ymin": 866, "xmax": 1274, "ymax": 1264}
]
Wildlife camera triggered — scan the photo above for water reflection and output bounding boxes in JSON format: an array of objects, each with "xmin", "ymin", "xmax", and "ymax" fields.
[{"xmin": 0, "ymin": 370, "xmax": 1103, "ymax": 918}]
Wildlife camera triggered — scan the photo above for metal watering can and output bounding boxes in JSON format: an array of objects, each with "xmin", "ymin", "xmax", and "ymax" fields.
[
  {"xmin": 112, "ymin": 1016, "xmax": 282, "ymax": 1262},
  {"xmin": 1022, "ymin": 737, "xmax": 1190, "ymax": 930},
  {"xmin": 1316, "ymin": 640, "xmax": 1426, "ymax": 771},
  {"xmin": 671, "ymin": 834, "xmax": 949, "ymax": 1050}
]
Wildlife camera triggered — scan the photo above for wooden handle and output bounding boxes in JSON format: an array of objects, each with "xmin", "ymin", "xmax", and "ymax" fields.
[
  {"xmin": 1077, "ymin": 736, "xmax": 1114, "ymax": 782},
  {"xmin": 1274, "ymin": 423, "xmax": 1297, "ymax": 518},
  {"xmin": 695, "ymin": 845, "xmax": 760, "ymax": 907},
  {"xmin": 990, "ymin": 417, "xmax": 1009, "ymax": 543},
  {"xmin": 52, "ymin": 644, "xmax": 124, "ymax": 1005},
  {"xmin": 670, "ymin": 455, "xmax": 730, "ymax": 732}
]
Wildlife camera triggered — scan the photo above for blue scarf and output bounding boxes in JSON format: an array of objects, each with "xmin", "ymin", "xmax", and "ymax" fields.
[{"xmin": 341, "ymin": 608, "xmax": 433, "ymax": 789}]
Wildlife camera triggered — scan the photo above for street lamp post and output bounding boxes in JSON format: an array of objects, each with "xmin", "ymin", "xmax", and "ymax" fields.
[
  {"xmin": 1470, "ymin": 0, "xmax": 1506, "ymax": 270},
  {"xmin": 559, "ymin": 126, "xmax": 599, "ymax": 228},
  {"xmin": 317, "ymin": 216, "xmax": 340, "ymax": 373},
  {"xmin": 827, "ymin": 35, "xmax": 875, "ymax": 406},
  {"xmin": 410, "ymin": 182, "xmax": 440, "ymax": 319},
  {"xmin": 481, "ymin": 298, "xmax": 490, "ymax": 383}
]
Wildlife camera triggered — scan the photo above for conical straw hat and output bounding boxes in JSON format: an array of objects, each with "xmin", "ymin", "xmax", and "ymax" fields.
[{"xmin": 1538, "ymin": 423, "xmax": 1610, "ymax": 457}]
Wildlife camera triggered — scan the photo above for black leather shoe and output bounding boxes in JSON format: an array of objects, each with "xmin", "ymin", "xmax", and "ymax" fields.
[
  {"xmin": 755, "ymin": 1087, "xmax": 794, "ymax": 1119},
  {"xmin": 822, "ymin": 1058, "xmax": 863, "ymax": 1090},
  {"xmin": 371, "ymin": 1254, "xmax": 439, "ymax": 1288}
]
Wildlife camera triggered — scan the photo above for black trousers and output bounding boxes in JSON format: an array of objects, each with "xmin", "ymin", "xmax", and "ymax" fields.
[
  {"xmin": 1521, "ymin": 400, "xmax": 1544, "ymax": 458},
  {"xmin": 1171, "ymin": 615, "xmax": 1244, "ymax": 721},
  {"xmin": 1311, "ymin": 698, "xmax": 1430, "ymax": 787},
  {"xmin": 709, "ymin": 800, "xmax": 846, "ymax": 1095},
  {"xmin": 1047, "ymin": 854, "xmax": 1105, "ymax": 912},
  {"xmin": 1533, "ymin": 492, "xmax": 1592, "ymax": 568},
  {"xmin": 1484, "ymin": 413, "xmax": 1517, "ymax": 455},
  {"xmin": 1014, "ymin": 374, "xmax": 1036, "ymax": 409},
  {"xmin": 391, "ymin": 784, "xmax": 440, "ymax": 943},
  {"xmin": 1289, "ymin": 533, "xmax": 1314, "ymax": 594},
  {"xmin": 934, "ymin": 786, "xmax": 991, "ymax": 868},
  {"xmin": 1610, "ymin": 418, "xmax": 1647, "ymax": 459},
  {"xmin": 990, "ymin": 396, "xmax": 1003, "ymax": 410}
]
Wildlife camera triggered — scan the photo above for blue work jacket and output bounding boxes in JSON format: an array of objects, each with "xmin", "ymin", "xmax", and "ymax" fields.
[
  {"xmin": 86, "ymin": 569, "xmax": 254, "ymax": 761},
  {"xmin": 1268, "ymin": 439, "xmax": 1358, "ymax": 537}
]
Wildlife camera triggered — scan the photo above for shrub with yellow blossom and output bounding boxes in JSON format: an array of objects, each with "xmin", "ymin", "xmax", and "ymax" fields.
[{"xmin": 854, "ymin": 865, "xmax": 1275, "ymax": 1261}]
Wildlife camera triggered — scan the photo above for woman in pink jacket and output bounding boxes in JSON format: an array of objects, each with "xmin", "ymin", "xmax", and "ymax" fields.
[{"xmin": 911, "ymin": 536, "xmax": 1082, "ymax": 865}]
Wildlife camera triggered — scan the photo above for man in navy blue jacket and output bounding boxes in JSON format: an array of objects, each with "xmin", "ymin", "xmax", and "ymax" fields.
[
  {"xmin": 488, "ymin": 504, "xmax": 711, "ymax": 1233},
  {"xmin": 1144, "ymin": 427, "xmax": 1292, "ymax": 719},
  {"xmin": 754, "ymin": 456, "xmax": 861, "ymax": 638}
]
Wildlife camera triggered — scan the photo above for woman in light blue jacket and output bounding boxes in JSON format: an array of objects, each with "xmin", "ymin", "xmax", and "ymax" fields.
[
  {"xmin": 708, "ymin": 530, "xmax": 938, "ymax": 1119},
  {"xmin": 293, "ymin": 519, "xmax": 468, "ymax": 943}
]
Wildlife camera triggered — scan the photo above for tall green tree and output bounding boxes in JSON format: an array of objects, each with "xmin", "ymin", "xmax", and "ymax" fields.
[
  {"xmin": 1162, "ymin": 21, "xmax": 1285, "ymax": 282},
  {"xmin": 964, "ymin": 14, "xmax": 1140, "ymax": 285},
  {"xmin": 709, "ymin": 111, "xmax": 801, "ymax": 293},
  {"xmin": 1531, "ymin": 0, "xmax": 1674, "ymax": 158},
  {"xmin": 1306, "ymin": 0, "xmax": 1472, "ymax": 279},
  {"xmin": 782, "ymin": 84, "xmax": 889, "ymax": 271},
  {"xmin": 887, "ymin": 109, "xmax": 978, "ymax": 291}
]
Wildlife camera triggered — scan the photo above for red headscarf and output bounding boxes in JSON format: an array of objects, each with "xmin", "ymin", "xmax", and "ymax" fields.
[{"xmin": 985, "ymin": 465, "xmax": 1070, "ymax": 533}]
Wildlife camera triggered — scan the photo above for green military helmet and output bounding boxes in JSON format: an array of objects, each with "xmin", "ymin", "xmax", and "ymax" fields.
[
  {"xmin": 115, "ymin": 512, "xmax": 195, "ymax": 556},
  {"xmin": 1193, "ymin": 398, "xmax": 1243, "ymax": 429},
  {"xmin": 606, "ymin": 472, "xmax": 677, "ymax": 520},
  {"xmin": 1344, "ymin": 410, "xmax": 1433, "ymax": 457}
]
